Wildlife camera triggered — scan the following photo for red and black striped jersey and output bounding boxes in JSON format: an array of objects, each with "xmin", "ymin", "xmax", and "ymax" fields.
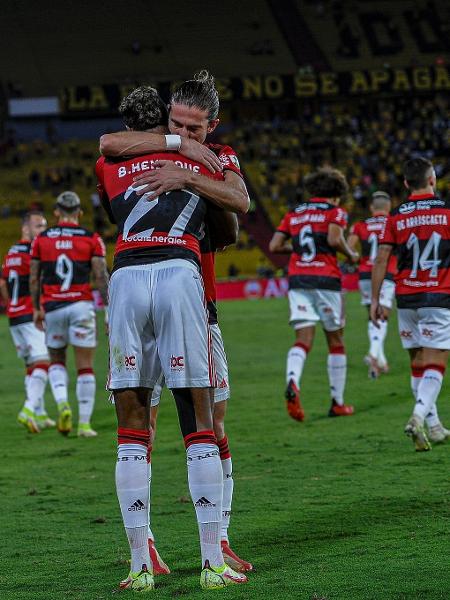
[
  {"xmin": 379, "ymin": 194, "xmax": 450, "ymax": 309},
  {"xmin": 200, "ymin": 144, "xmax": 243, "ymax": 325},
  {"xmin": 31, "ymin": 223, "xmax": 106, "ymax": 312},
  {"xmin": 96, "ymin": 144, "xmax": 240, "ymax": 273},
  {"xmin": 277, "ymin": 198, "xmax": 348, "ymax": 291},
  {"xmin": 1, "ymin": 240, "xmax": 33, "ymax": 325},
  {"xmin": 200, "ymin": 225, "xmax": 218, "ymax": 325},
  {"xmin": 350, "ymin": 214, "xmax": 397, "ymax": 280}
]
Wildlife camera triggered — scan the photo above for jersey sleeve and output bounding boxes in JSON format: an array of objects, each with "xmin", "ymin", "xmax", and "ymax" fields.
[
  {"xmin": 92, "ymin": 233, "xmax": 106, "ymax": 258},
  {"xmin": 95, "ymin": 156, "xmax": 116, "ymax": 224},
  {"xmin": 329, "ymin": 207, "xmax": 348, "ymax": 228},
  {"xmin": 217, "ymin": 145, "xmax": 243, "ymax": 178},
  {"xmin": 30, "ymin": 236, "xmax": 41, "ymax": 260},
  {"xmin": 379, "ymin": 214, "xmax": 396, "ymax": 246},
  {"xmin": 277, "ymin": 213, "xmax": 291, "ymax": 237},
  {"xmin": 349, "ymin": 221, "xmax": 360, "ymax": 237},
  {"xmin": 95, "ymin": 156, "xmax": 105, "ymax": 190}
]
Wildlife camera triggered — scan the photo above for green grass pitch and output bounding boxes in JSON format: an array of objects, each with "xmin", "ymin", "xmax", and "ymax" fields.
[{"xmin": 0, "ymin": 293, "xmax": 449, "ymax": 599}]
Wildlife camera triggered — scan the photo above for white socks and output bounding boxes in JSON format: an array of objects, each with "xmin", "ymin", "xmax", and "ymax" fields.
[
  {"xmin": 368, "ymin": 321, "xmax": 381, "ymax": 359},
  {"xmin": 286, "ymin": 343, "xmax": 308, "ymax": 387},
  {"xmin": 76, "ymin": 369, "xmax": 96, "ymax": 425},
  {"xmin": 48, "ymin": 363, "xmax": 68, "ymax": 406},
  {"xmin": 26, "ymin": 366, "xmax": 48, "ymax": 411},
  {"xmin": 185, "ymin": 431, "xmax": 223, "ymax": 568},
  {"xmin": 218, "ymin": 436, "xmax": 233, "ymax": 543},
  {"xmin": 411, "ymin": 366, "xmax": 442, "ymax": 427},
  {"xmin": 327, "ymin": 349, "xmax": 347, "ymax": 406},
  {"xmin": 377, "ymin": 320, "xmax": 388, "ymax": 364},
  {"xmin": 413, "ymin": 367, "xmax": 444, "ymax": 422},
  {"xmin": 116, "ymin": 430, "xmax": 151, "ymax": 573}
]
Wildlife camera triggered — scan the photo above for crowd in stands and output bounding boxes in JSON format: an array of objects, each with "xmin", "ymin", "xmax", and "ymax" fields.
[
  {"xmin": 0, "ymin": 94, "xmax": 448, "ymax": 278},
  {"xmin": 223, "ymin": 95, "xmax": 449, "ymax": 226}
]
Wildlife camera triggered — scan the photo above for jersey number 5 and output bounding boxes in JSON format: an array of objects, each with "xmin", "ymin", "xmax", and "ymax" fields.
[{"xmin": 299, "ymin": 225, "xmax": 316, "ymax": 262}]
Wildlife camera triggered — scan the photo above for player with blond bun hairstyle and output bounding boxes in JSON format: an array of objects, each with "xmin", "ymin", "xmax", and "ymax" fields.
[{"xmin": 98, "ymin": 77, "xmax": 250, "ymax": 590}]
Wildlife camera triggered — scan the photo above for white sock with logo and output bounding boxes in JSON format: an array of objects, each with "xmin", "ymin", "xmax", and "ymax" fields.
[
  {"xmin": 186, "ymin": 433, "xmax": 223, "ymax": 568},
  {"xmin": 327, "ymin": 350, "xmax": 347, "ymax": 406},
  {"xmin": 425, "ymin": 405, "xmax": 441, "ymax": 428},
  {"xmin": 286, "ymin": 344, "xmax": 308, "ymax": 387},
  {"xmin": 23, "ymin": 374, "xmax": 36, "ymax": 412},
  {"xmin": 368, "ymin": 321, "xmax": 381, "ymax": 359},
  {"xmin": 218, "ymin": 436, "xmax": 233, "ymax": 543},
  {"xmin": 413, "ymin": 368, "xmax": 444, "ymax": 422},
  {"xmin": 377, "ymin": 320, "xmax": 388, "ymax": 364},
  {"xmin": 76, "ymin": 369, "xmax": 96, "ymax": 425},
  {"xmin": 48, "ymin": 363, "xmax": 69, "ymax": 406},
  {"xmin": 410, "ymin": 370, "xmax": 440, "ymax": 427},
  {"xmin": 116, "ymin": 437, "xmax": 151, "ymax": 573},
  {"xmin": 26, "ymin": 367, "xmax": 48, "ymax": 414}
]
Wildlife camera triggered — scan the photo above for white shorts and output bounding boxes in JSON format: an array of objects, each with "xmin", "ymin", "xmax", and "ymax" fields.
[
  {"xmin": 398, "ymin": 307, "xmax": 450, "ymax": 350},
  {"xmin": 45, "ymin": 301, "xmax": 97, "ymax": 349},
  {"xmin": 359, "ymin": 279, "xmax": 395, "ymax": 309},
  {"xmin": 10, "ymin": 321, "xmax": 49, "ymax": 365},
  {"xmin": 108, "ymin": 260, "xmax": 213, "ymax": 390},
  {"xmin": 150, "ymin": 322, "xmax": 230, "ymax": 407},
  {"xmin": 288, "ymin": 288, "xmax": 344, "ymax": 332}
]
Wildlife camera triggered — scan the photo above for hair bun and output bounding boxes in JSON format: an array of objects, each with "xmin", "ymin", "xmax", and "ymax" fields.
[{"xmin": 194, "ymin": 69, "xmax": 214, "ymax": 86}]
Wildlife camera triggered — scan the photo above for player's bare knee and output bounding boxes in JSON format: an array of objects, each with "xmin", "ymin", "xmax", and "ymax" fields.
[
  {"xmin": 73, "ymin": 345, "xmax": 95, "ymax": 371},
  {"xmin": 295, "ymin": 325, "xmax": 315, "ymax": 349},
  {"xmin": 213, "ymin": 400, "xmax": 227, "ymax": 440},
  {"xmin": 49, "ymin": 347, "xmax": 66, "ymax": 364},
  {"xmin": 191, "ymin": 388, "xmax": 214, "ymax": 432},
  {"xmin": 326, "ymin": 329, "xmax": 344, "ymax": 351},
  {"xmin": 114, "ymin": 387, "xmax": 150, "ymax": 429}
]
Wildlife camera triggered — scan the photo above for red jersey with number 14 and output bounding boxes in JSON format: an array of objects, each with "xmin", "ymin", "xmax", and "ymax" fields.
[
  {"xmin": 350, "ymin": 214, "xmax": 397, "ymax": 280},
  {"xmin": 31, "ymin": 223, "xmax": 106, "ymax": 313},
  {"xmin": 277, "ymin": 198, "xmax": 348, "ymax": 291},
  {"xmin": 1, "ymin": 240, "xmax": 33, "ymax": 325},
  {"xmin": 380, "ymin": 194, "xmax": 450, "ymax": 309}
]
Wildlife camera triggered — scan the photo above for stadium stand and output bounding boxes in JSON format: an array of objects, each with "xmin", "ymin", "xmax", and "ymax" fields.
[
  {"xmin": 300, "ymin": 0, "xmax": 450, "ymax": 70},
  {"xmin": 0, "ymin": 92, "xmax": 448, "ymax": 277}
]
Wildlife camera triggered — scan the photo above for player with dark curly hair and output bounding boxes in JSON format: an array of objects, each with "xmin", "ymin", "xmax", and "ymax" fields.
[{"xmin": 270, "ymin": 167, "xmax": 359, "ymax": 420}]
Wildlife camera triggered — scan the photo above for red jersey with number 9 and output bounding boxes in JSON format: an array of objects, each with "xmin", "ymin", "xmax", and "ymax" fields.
[
  {"xmin": 31, "ymin": 223, "xmax": 106, "ymax": 312},
  {"xmin": 277, "ymin": 198, "xmax": 348, "ymax": 291},
  {"xmin": 379, "ymin": 194, "xmax": 450, "ymax": 309}
]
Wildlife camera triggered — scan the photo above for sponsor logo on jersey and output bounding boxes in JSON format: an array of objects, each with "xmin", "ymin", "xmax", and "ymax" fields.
[{"xmin": 400, "ymin": 330, "xmax": 413, "ymax": 339}]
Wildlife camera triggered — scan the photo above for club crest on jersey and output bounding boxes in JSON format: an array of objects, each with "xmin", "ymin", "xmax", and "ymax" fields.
[{"xmin": 229, "ymin": 154, "xmax": 240, "ymax": 169}]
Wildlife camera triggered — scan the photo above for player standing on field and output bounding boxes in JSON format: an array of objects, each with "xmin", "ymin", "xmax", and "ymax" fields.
[
  {"xmin": 96, "ymin": 85, "xmax": 249, "ymax": 591},
  {"xmin": 100, "ymin": 72, "xmax": 253, "ymax": 576},
  {"xmin": 348, "ymin": 191, "xmax": 396, "ymax": 378},
  {"xmin": 30, "ymin": 192, "xmax": 109, "ymax": 438},
  {"xmin": 372, "ymin": 157, "xmax": 450, "ymax": 451},
  {"xmin": 270, "ymin": 168, "xmax": 358, "ymax": 421},
  {"xmin": 0, "ymin": 211, "xmax": 56, "ymax": 433}
]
